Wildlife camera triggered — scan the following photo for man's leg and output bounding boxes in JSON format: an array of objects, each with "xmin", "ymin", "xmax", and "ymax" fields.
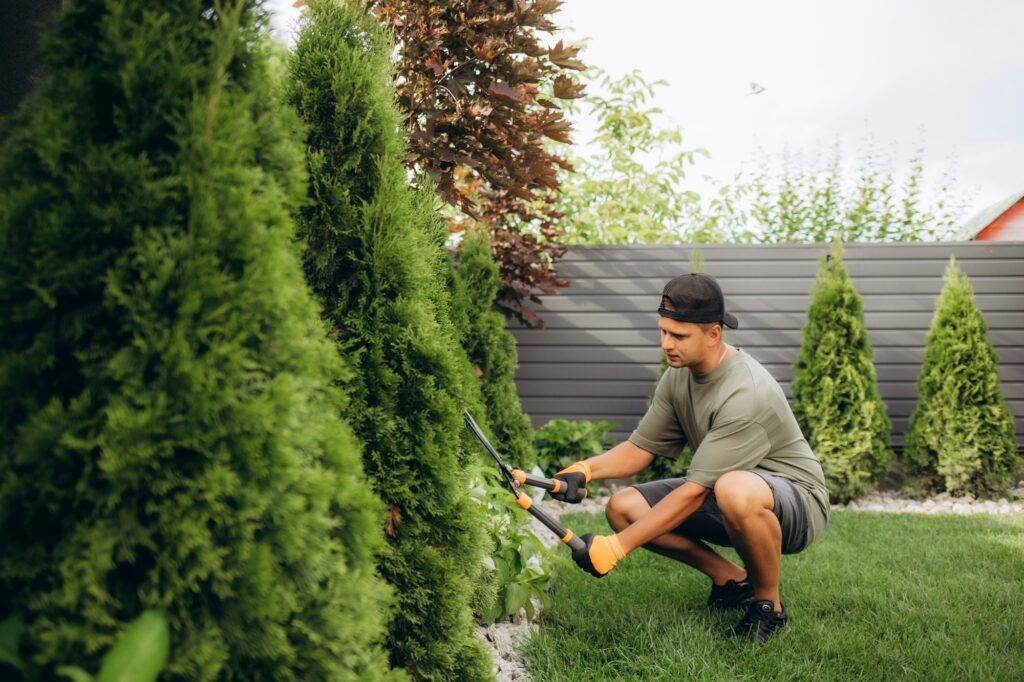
[
  {"xmin": 712, "ymin": 471, "xmax": 782, "ymax": 612},
  {"xmin": 606, "ymin": 487, "xmax": 746, "ymax": 586}
]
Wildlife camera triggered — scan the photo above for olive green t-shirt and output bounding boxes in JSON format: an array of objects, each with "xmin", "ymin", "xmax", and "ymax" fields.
[{"xmin": 628, "ymin": 349, "xmax": 830, "ymax": 544}]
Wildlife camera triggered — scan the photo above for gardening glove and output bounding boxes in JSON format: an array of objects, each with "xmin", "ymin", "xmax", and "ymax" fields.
[
  {"xmin": 550, "ymin": 461, "xmax": 591, "ymax": 503},
  {"xmin": 572, "ymin": 533, "xmax": 627, "ymax": 578}
]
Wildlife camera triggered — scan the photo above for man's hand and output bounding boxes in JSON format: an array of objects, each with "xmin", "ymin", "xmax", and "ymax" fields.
[
  {"xmin": 572, "ymin": 533, "xmax": 627, "ymax": 578},
  {"xmin": 551, "ymin": 461, "xmax": 591, "ymax": 503}
]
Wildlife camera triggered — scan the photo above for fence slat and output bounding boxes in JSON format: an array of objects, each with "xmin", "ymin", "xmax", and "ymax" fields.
[
  {"xmin": 559, "ymin": 276, "xmax": 1024, "ymax": 295},
  {"xmin": 513, "ymin": 242, "xmax": 1024, "ymax": 449},
  {"xmin": 515, "ymin": 311, "xmax": 1024, "ymax": 330}
]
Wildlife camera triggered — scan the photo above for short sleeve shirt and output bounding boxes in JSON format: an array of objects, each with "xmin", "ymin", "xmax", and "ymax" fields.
[{"xmin": 629, "ymin": 349, "xmax": 830, "ymax": 544}]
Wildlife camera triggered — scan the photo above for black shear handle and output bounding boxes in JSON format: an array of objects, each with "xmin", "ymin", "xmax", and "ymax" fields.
[{"xmin": 514, "ymin": 493, "xmax": 586, "ymax": 553}]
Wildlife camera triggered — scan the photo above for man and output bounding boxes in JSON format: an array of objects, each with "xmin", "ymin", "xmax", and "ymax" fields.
[{"xmin": 551, "ymin": 272, "xmax": 830, "ymax": 644}]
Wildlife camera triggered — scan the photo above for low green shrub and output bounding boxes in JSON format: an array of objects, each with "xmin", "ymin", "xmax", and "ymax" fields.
[
  {"xmin": 475, "ymin": 490, "xmax": 554, "ymax": 623},
  {"xmin": 534, "ymin": 419, "xmax": 617, "ymax": 475},
  {"xmin": 903, "ymin": 257, "xmax": 1020, "ymax": 495},
  {"xmin": 534, "ymin": 418, "xmax": 617, "ymax": 499}
]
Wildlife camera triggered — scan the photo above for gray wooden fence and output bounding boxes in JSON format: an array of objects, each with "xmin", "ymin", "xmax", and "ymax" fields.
[{"xmin": 510, "ymin": 242, "xmax": 1024, "ymax": 450}]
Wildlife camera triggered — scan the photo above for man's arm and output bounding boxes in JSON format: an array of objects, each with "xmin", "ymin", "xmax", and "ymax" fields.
[
  {"xmin": 615, "ymin": 481, "xmax": 710, "ymax": 553},
  {"xmin": 570, "ymin": 479, "xmax": 710, "ymax": 577},
  {"xmin": 550, "ymin": 440, "xmax": 655, "ymax": 503},
  {"xmin": 585, "ymin": 439, "xmax": 656, "ymax": 480}
]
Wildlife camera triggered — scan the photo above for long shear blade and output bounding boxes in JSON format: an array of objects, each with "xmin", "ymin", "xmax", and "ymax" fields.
[{"xmin": 463, "ymin": 410, "xmax": 519, "ymax": 494}]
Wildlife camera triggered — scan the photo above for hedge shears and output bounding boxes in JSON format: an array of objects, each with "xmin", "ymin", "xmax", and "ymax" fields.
[{"xmin": 463, "ymin": 410, "xmax": 586, "ymax": 553}]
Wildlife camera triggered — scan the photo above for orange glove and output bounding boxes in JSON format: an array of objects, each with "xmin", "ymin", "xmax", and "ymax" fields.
[
  {"xmin": 551, "ymin": 461, "xmax": 591, "ymax": 503},
  {"xmin": 572, "ymin": 533, "xmax": 627, "ymax": 578}
]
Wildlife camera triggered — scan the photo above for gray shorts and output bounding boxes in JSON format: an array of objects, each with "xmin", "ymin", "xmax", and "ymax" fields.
[{"xmin": 631, "ymin": 471, "xmax": 811, "ymax": 555}]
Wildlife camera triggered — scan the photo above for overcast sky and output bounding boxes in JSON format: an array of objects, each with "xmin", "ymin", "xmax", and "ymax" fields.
[{"xmin": 268, "ymin": 0, "xmax": 1024, "ymax": 220}]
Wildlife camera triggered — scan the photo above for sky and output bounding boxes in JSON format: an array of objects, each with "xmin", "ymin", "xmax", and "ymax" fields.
[{"xmin": 267, "ymin": 0, "xmax": 1024, "ymax": 221}]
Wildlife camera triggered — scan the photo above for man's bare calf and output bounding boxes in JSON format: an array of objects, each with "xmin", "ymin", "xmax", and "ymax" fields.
[{"xmin": 606, "ymin": 471, "xmax": 783, "ymax": 612}]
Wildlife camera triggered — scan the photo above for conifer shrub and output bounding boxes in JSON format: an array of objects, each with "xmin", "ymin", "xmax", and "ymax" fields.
[
  {"xmin": 791, "ymin": 243, "xmax": 893, "ymax": 502},
  {"xmin": 0, "ymin": 1, "xmax": 393, "ymax": 679},
  {"xmin": 450, "ymin": 229, "xmax": 537, "ymax": 469},
  {"xmin": 903, "ymin": 257, "xmax": 1020, "ymax": 495},
  {"xmin": 286, "ymin": 2, "xmax": 492, "ymax": 678}
]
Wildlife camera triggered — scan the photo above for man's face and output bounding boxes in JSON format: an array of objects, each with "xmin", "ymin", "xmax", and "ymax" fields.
[{"xmin": 658, "ymin": 317, "xmax": 720, "ymax": 369}]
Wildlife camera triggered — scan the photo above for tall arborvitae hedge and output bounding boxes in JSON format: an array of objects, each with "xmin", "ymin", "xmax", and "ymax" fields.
[
  {"xmin": 791, "ymin": 243, "xmax": 893, "ymax": 502},
  {"xmin": 450, "ymin": 229, "xmax": 536, "ymax": 469},
  {"xmin": 286, "ymin": 2, "xmax": 492, "ymax": 679},
  {"xmin": 0, "ymin": 2, "xmax": 394, "ymax": 679},
  {"xmin": 904, "ymin": 257, "xmax": 1019, "ymax": 495}
]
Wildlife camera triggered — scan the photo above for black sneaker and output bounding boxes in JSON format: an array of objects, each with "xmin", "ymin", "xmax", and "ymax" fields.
[
  {"xmin": 706, "ymin": 578, "xmax": 755, "ymax": 611},
  {"xmin": 733, "ymin": 599, "xmax": 788, "ymax": 644}
]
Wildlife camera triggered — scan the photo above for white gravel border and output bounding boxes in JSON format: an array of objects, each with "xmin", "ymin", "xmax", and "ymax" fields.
[
  {"xmin": 476, "ymin": 483, "xmax": 1024, "ymax": 680},
  {"xmin": 835, "ymin": 487, "xmax": 1024, "ymax": 514}
]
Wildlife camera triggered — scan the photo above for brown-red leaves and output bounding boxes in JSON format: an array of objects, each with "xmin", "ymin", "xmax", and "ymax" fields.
[{"xmin": 368, "ymin": 0, "xmax": 587, "ymax": 326}]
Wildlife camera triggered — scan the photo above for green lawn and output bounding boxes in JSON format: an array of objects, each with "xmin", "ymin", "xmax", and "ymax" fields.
[{"xmin": 523, "ymin": 511, "xmax": 1024, "ymax": 681}]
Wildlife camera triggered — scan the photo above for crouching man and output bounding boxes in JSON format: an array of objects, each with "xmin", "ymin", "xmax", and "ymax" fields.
[{"xmin": 551, "ymin": 272, "xmax": 830, "ymax": 644}]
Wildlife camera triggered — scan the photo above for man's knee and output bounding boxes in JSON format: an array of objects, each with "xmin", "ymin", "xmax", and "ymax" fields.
[
  {"xmin": 605, "ymin": 487, "xmax": 650, "ymax": 531},
  {"xmin": 714, "ymin": 471, "xmax": 773, "ymax": 522}
]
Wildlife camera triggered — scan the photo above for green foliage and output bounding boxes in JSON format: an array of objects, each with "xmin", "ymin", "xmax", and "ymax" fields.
[
  {"xmin": 4, "ymin": 610, "xmax": 169, "ymax": 682},
  {"xmin": 555, "ymin": 66, "xmax": 968, "ymax": 246},
  {"xmin": 286, "ymin": 2, "xmax": 492, "ymax": 678},
  {"xmin": 56, "ymin": 610, "xmax": 169, "ymax": 682},
  {"xmin": 0, "ymin": 615, "xmax": 24, "ymax": 672},
  {"xmin": 791, "ymin": 243, "xmax": 894, "ymax": 502},
  {"xmin": 534, "ymin": 419, "xmax": 617, "ymax": 476},
  {"xmin": 450, "ymin": 229, "xmax": 537, "ymax": 469},
  {"xmin": 484, "ymin": 521, "xmax": 552, "ymax": 623},
  {"xmin": 0, "ymin": 2, "xmax": 393, "ymax": 679},
  {"xmin": 685, "ymin": 141, "xmax": 971, "ymax": 243},
  {"xmin": 448, "ymin": 230, "xmax": 555, "ymax": 626},
  {"xmin": 475, "ymin": 489, "xmax": 554, "ymax": 624},
  {"xmin": 903, "ymin": 258, "xmax": 1020, "ymax": 495},
  {"xmin": 555, "ymin": 68, "xmax": 709, "ymax": 245}
]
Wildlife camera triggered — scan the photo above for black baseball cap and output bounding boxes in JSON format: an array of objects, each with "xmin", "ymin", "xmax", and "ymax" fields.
[{"xmin": 658, "ymin": 273, "xmax": 739, "ymax": 329}]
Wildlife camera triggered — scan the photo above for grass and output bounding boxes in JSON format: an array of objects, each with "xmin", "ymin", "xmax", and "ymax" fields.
[{"xmin": 523, "ymin": 511, "xmax": 1024, "ymax": 681}]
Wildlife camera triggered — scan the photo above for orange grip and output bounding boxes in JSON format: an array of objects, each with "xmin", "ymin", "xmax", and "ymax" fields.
[
  {"xmin": 561, "ymin": 529, "xmax": 574, "ymax": 544},
  {"xmin": 515, "ymin": 493, "xmax": 532, "ymax": 510},
  {"xmin": 550, "ymin": 478, "xmax": 562, "ymax": 493},
  {"xmin": 590, "ymin": 534, "xmax": 627, "ymax": 575},
  {"xmin": 559, "ymin": 461, "xmax": 593, "ymax": 482},
  {"xmin": 512, "ymin": 469, "xmax": 526, "ymax": 487}
]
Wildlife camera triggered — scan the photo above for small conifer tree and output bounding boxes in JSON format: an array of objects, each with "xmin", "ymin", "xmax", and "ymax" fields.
[
  {"xmin": 450, "ymin": 229, "xmax": 537, "ymax": 469},
  {"xmin": 0, "ymin": 1, "xmax": 393, "ymax": 679},
  {"xmin": 904, "ymin": 257, "xmax": 1020, "ymax": 495},
  {"xmin": 791, "ymin": 242, "xmax": 894, "ymax": 502},
  {"xmin": 286, "ymin": 2, "xmax": 492, "ymax": 678}
]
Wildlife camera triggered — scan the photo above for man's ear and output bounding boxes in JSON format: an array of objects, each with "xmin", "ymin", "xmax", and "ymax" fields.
[{"xmin": 707, "ymin": 323, "xmax": 723, "ymax": 347}]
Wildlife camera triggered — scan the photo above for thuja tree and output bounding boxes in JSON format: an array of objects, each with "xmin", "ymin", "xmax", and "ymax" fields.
[
  {"xmin": 450, "ymin": 229, "xmax": 536, "ymax": 469},
  {"xmin": 286, "ymin": 2, "xmax": 492, "ymax": 678},
  {"xmin": 903, "ymin": 258, "xmax": 1019, "ymax": 495},
  {"xmin": 0, "ymin": 1, "xmax": 392, "ymax": 679},
  {"xmin": 791, "ymin": 243, "xmax": 894, "ymax": 502}
]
